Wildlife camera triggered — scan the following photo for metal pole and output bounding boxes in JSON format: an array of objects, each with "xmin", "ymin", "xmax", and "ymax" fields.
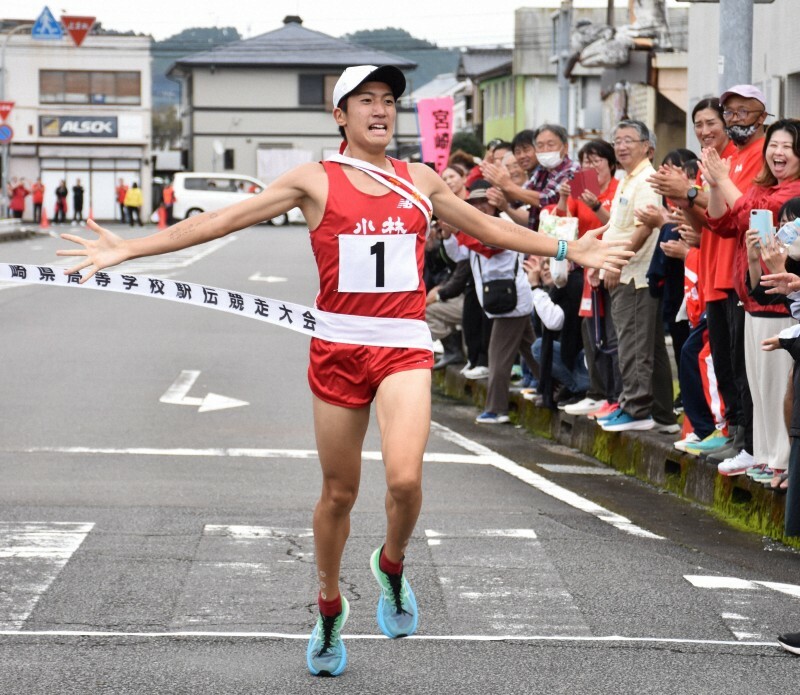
[
  {"xmin": 557, "ymin": 0, "xmax": 573, "ymax": 129},
  {"xmin": 718, "ymin": 0, "xmax": 753, "ymax": 92},
  {"xmin": 0, "ymin": 24, "xmax": 33, "ymax": 219}
]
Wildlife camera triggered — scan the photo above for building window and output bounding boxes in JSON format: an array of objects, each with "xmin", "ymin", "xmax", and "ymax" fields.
[
  {"xmin": 299, "ymin": 74, "xmax": 324, "ymax": 106},
  {"xmin": 40, "ymin": 70, "xmax": 141, "ymax": 105},
  {"xmin": 223, "ymin": 149, "xmax": 235, "ymax": 170}
]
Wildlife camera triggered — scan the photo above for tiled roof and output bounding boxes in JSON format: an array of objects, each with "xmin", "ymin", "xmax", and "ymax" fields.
[{"xmin": 169, "ymin": 21, "xmax": 417, "ymax": 71}]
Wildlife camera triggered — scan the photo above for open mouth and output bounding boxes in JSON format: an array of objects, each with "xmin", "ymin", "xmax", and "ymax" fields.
[{"xmin": 368, "ymin": 124, "xmax": 388, "ymax": 133}]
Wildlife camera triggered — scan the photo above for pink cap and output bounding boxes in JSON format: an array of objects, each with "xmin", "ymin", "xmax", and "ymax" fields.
[{"xmin": 720, "ymin": 84, "xmax": 767, "ymax": 109}]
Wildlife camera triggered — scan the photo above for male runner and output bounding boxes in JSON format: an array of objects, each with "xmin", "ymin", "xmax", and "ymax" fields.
[{"xmin": 58, "ymin": 64, "xmax": 631, "ymax": 677}]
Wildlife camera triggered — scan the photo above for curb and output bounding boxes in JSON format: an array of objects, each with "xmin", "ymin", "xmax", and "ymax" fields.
[{"xmin": 434, "ymin": 366, "xmax": 796, "ymax": 546}]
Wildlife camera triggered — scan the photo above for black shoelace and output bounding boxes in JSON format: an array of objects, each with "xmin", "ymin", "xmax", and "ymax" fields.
[
  {"xmin": 386, "ymin": 572, "xmax": 410, "ymax": 615},
  {"xmin": 318, "ymin": 613, "xmax": 338, "ymax": 654}
]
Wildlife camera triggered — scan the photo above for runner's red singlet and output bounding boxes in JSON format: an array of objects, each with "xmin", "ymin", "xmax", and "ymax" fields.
[{"xmin": 307, "ymin": 158, "xmax": 433, "ymax": 407}]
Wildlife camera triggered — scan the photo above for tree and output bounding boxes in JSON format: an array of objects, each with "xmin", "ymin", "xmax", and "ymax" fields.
[
  {"xmin": 452, "ymin": 132, "xmax": 485, "ymax": 159},
  {"xmin": 152, "ymin": 105, "xmax": 182, "ymax": 150}
]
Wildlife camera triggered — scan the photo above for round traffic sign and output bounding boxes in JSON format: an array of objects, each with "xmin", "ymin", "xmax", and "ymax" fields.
[{"xmin": 0, "ymin": 124, "xmax": 12, "ymax": 144}]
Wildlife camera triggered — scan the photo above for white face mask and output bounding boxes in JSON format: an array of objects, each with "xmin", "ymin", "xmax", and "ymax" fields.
[{"xmin": 537, "ymin": 151, "xmax": 563, "ymax": 169}]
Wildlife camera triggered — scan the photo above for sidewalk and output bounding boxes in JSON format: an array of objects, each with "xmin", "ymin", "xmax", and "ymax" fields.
[
  {"xmin": 0, "ymin": 218, "xmax": 53, "ymax": 242},
  {"xmin": 434, "ymin": 366, "xmax": 797, "ymax": 547}
]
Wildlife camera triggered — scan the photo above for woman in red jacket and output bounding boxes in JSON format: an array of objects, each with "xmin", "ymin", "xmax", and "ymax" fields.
[{"xmin": 704, "ymin": 119, "xmax": 800, "ymax": 485}]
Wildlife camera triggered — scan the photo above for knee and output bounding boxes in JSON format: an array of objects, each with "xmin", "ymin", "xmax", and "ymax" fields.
[
  {"xmin": 386, "ymin": 470, "xmax": 422, "ymax": 505},
  {"xmin": 320, "ymin": 481, "xmax": 359, "ymax": 515}
]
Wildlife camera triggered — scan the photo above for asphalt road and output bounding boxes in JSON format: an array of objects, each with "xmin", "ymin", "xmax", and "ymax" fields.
[{"xmin": 0, "ymin": 223, "xmax": 799, "ymax": 694}]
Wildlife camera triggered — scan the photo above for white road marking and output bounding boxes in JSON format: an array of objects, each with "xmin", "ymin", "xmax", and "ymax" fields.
[
  {"xmin": 429, "ymin": 421, "xmax": 664, "ymax": 540},
  {"xmin": 0, "ymin": 630, "xmax": 779, "ymax": 647},
  {"xmin": 756, "ymin": 581, "xmax": 800, "ymax": 598},
  {"xmin": 537, "ymin": 464, "xmax": 622, "ymax": 476},
  {"xmin": 19, "ymin": 446, "xmax": 493, "ymax": 465},
  {"xmin": 159, "ymin": 370, "xmax": 249, "ymax": 413},
  {"xmin": 425, "ymin": 529, "xmax": 537, "ymax": 544},
  {"xmin": 684, "ymin": 576, "xmax": 758, "ymax": 590},
  {"xmin": 0, "ymin": 522, "xmax": 93, "ymax": 630},
  {"xmin": 248, "ymin": 272, "xmax": 287, "ymax": 283}
]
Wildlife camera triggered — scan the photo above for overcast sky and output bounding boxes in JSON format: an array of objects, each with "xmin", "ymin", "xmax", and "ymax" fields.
[{"xmin": 6, "ymin": 1, "xmax": 690, "ymax": 47}]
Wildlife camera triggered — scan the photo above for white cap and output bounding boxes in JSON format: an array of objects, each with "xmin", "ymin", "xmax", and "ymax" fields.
[{"xmin": 332, "ymin": 65, "xmax": 406, "ymax": 110}]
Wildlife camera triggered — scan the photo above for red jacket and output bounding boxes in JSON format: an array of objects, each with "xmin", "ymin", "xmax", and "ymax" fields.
[{"xmin": 707, "ymin": 178, "xmax": 800, "ymax": 314}]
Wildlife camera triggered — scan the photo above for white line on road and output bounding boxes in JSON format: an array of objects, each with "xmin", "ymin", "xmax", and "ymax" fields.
[
  {"xmin": 0, "ymin": 630, "xmax": 779, "ymax": 648},
  {"xmin": 429, "ymin": 421, "xmax": 664, "ymax": 540},
  {"xmin": 159, "ymin": 370, "xmax": 249, "ymax": 412}
]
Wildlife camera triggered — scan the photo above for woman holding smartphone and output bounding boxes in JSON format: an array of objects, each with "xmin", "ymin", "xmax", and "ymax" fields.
[{"xmin": 704, "ymin": 119, "xmax": 800, "ymax": 486}]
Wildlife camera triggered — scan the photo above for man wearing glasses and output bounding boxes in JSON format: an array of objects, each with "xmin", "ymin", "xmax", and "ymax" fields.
[
  {"xmin": 598, "ymin": 119, "xmax": 678, "ymax": 433},
  {"xmin": 700, "ymin": 85, "xmax": 769, "ymax": 473}
]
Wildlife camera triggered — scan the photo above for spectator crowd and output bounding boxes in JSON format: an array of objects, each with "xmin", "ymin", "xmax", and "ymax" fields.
[{"xmin": 424, "ymin": 85, "xmax": 800, "ymax": 540}]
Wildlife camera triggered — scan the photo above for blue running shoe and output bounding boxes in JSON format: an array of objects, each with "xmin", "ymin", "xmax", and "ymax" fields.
[
  {"xmin": 370, "ymin": 547, "xmax": 418, "ymax": 638},
  {"xmin": 306, "ymin": 596, "xmax": 349, "ymax": 677}
]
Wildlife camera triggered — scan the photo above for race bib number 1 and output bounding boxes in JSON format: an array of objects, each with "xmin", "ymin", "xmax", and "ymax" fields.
[{"xmin": 338, "ymin": 234, "xmax": 419, "ymax": 293}]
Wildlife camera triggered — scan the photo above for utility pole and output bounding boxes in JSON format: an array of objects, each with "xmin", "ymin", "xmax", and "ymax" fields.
[
  {"xmin": 718, "ymin": 0, "xmax": 753, "ymax": 92},
  {"xmin": 557, "ymin": 0, "xmax": 573, "ymax": 129}
]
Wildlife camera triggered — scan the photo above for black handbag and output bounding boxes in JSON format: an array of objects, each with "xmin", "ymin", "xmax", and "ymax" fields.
[{"xmin": 477, "ymin": 255, "xmax": 518, "ymax": 314}]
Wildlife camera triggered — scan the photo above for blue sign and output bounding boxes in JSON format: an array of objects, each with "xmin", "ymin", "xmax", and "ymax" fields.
[
  {"xmin": 0, "ymin": 124, "xmax": 13, "ymax": 144},
  {"xmin": 32, "ymin": 7, "xmax": 64, "ymax": 40}
]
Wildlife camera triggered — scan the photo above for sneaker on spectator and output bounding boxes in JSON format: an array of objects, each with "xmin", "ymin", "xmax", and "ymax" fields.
[
  {"xmin": 717, "ymin": 450, "xmax": 755, "ymax": 476},
  {"xmin": 684, "ymin": 429, "xmax": 732, "ymax": 455},
  {"xmin": 432, "ymin": 339, "xmax": 444, "ymax": 354},
  {"xmin": 459, "ymin": 362, "xmax": 473, "ymax": 376},
  {"xmin": 475, "ymin": 411, "xmax": 510, "ymax": 424},
  {"xmin": 777, "ymin": 632, "xmax": 800, "ymax": 655},
  {"xmin": 750, "ymin": 466, "xmax": 776, "ymax": 484},
  {"xmin": 463, "ymin": 365, "xmax": 490, "ymax": 380},
  {"xmin": 655, "ymin": 421, "xmax": 681, "ymax": 434},
  {"xmin": 745, "ymin": 463, "xmax": 769, "ymax": 479},
  {"xmin": 601, "ymin": 411, "xmax": 655, "ymax": 432},
  {"xmin": 705, "ymin": 444, "xmax": 739, "ymax": 464},
  {"xmin": 597, "ymin": 406, "xmax": 623, "ymax": 423},
  {"xmin": 564, "ymin": 397, "xmax": 606, "ymax": 415},
  {"xmin": 589, "ymin": 402, "xmax": 619, "ymax": 420},
  {"xmin": 674, "ymin": 432, "xmax": 701, "ymax": 452},
  {"xmin": 557, "ymin": 393, "xmax": 585, "ymax": 410}
]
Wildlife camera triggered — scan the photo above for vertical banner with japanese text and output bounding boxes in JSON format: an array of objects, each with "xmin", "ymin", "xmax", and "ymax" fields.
[{"xmin": 416, "ymin": 97, "xmax": 454, "ymax": 174}]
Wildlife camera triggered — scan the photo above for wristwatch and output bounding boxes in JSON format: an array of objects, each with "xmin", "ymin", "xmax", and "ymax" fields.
[{"xmin": 686, "ymin": 185, "xmax": 700, "ymax": 208}]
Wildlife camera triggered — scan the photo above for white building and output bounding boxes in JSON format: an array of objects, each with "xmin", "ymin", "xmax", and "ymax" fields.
[
  {"xmin": 167, "ymin": 16, "xmax": 417, "ymax": 184},
  {"xmin": 1, "ymin": 21, "xmax": 151, "ymax": 221}
]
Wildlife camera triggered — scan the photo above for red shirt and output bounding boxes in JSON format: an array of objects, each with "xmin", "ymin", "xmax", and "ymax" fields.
[
  {"xmin": 162, "ymin": 186, "xmax": 175, "ymax": 205},
  {"xmin": 701, "ymin": 138, "xmax": 761, "ymax": 300},
  {"xmin": 116, "ymin": 184, "xmax": 128, "ymax": 204},
  {"xmin": 32, "ymin": 182, "xmax": 45, "ymax": 204},
  {"xmin": 9, "ymin": 184, "xmax": 28, "ymax": 212},
  {"xmin": 311, "ymin": 159, "xmax": 428, "ymax": 320}
]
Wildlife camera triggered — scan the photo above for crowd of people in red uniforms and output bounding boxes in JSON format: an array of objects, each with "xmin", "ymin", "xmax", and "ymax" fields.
[{"xmin": 425, "ymin": 85, "xmax": 800, "ymax": 537}]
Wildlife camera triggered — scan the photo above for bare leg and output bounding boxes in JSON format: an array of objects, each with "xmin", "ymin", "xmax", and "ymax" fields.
[
  {"xmin": 374, "ymin": 368, "xmax": 431, "ymax": 563},
  {"xmin": 312, "ymin": 395, "xmax": 370, "ymax": 601}
]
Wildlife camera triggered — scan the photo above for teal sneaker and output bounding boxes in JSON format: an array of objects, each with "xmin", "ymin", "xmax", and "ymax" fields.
[
  {"xmin": 370, "ymin": 547, "xmax": 418, "ymax": 638},
  {"xmin": 306, "ymin": 596, "xmax": 349, "ymax": 677},
  {"xmin": 684, "ymin": 429, "xmax": 732, "ymax": 455}
]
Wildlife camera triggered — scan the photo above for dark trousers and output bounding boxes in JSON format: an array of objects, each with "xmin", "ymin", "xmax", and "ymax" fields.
[
  {"xmin": 127, "ymin": 205, "xmax": 142, "ymax": 226},
  {"xmin": 119, "ymin": 202, "xmax": 127, "ymax": 222},
  {"xmin": 33, "ymin": 203, "xmax": 42, "ymax": 223},
  {"xmin": 485, "ymin": 315, "xmax": 537, "ymax": 414},
  {"xmin": 706, "ymin": 292, "xmax": 753, "ymax": 452},
  {"xmin": 785, "ymin": 438, "xmax": 800, "ymax": 537},
  {"xmin": 680, "ymin": 320, "xmax": 716, "ymax": 440},
  {"xmin": 582, "ymin": 287, "xmax": 622, "ymax": 403},
  {"xmin": 73, "ymin": 205, "xmax": 83, "ymax": 222},
  {"xmin": 462, "ymin": 285, "xmax": 491, "ymax": 368}
]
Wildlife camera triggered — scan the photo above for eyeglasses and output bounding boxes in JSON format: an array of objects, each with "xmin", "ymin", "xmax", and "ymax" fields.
[
  {"xmin": 612, "ymin": 138, "xmax": 646, "ymax": 148},
  {"xmin": 722, "ymin": 108, "xmax": 764, "ymax": 120}
]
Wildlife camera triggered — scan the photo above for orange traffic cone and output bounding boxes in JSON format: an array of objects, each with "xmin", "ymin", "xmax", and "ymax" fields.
[
  {"xmin": 157, "ymin": 205, "xmax": 167, "ymax": 230},
  {"xmin": 39, "ymin": 207, "xmax": 50, "ymax": 230}
]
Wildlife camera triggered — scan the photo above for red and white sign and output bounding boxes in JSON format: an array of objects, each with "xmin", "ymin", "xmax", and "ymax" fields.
[
  {"xmin": 61, "ymin": 15, "xmax": 95, "ymax": 47},
  {"xmin": 416, "ymin": 97, "xmax": 454, "ymax": 174},
  {"xmin": 0, "ymin": 101, "xmax": 14, "ymax": 121}
]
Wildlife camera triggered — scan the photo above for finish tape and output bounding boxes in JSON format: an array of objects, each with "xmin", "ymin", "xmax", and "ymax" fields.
[{"xmin": 0, "ymin": 263, "xmax": 433, "ymax": 351}]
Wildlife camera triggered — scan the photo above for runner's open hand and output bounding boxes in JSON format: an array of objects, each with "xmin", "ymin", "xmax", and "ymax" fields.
[
  {"xmin": 567, "ymin": 223, "xmax": 632, "ymax": 274},
  {"xmin": 56, "ymin": 219, "xmax": 130, "ymax": 284}
]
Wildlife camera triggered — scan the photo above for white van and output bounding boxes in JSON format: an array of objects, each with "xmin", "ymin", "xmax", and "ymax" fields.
[{"xmin": 170, "ymin": 172, "xmax": 304, "ymax": 226}]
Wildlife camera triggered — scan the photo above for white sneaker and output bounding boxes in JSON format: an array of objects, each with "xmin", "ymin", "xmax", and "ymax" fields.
[
  {"xmin": 563, "ymin": 397, "xmax": 605, "ymax": 415},
  {"xmin": 673, "ymin": 432, "xmax": 701, "ymax": 452},
  {"xmin": 432, "ymin": 339, "xmax": 444, "ymax": 354},
  {"xmin": 459, "ymin": 362, "xmax": 473, "ymax": 376},
  {"xmin": 717, "ymin": 450, "xmax": 755, "ymax": 476},
  {"xmin": 655, "ymin": 422, "xmax": 681, "ymax": 435},
  {"xmin": 463, "ymin": 365, "xmax": 490, "ymax": 380}
]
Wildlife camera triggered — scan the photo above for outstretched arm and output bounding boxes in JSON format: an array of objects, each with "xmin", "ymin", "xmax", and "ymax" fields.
[
  {"xmin": 414, "ymin": 164, "xmax": 632, "ymax": 273},
  {"xmin": 57, "ymin": 164, "xmax": 317, "ymax": 282}
]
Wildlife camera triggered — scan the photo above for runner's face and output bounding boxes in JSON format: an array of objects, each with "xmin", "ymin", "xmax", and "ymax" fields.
[{"xmin": 335, "ymin": 81, "xmax": 396, "ymax": 146}]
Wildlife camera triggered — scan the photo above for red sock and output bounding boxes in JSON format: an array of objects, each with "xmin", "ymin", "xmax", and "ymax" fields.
[
  {"xmin": 318, "ymin": 592, "xmax": 342, "ymax": 617},
  {"xmin": 379, "ymin": 547, "xmax": 404, "ymax": 575}
]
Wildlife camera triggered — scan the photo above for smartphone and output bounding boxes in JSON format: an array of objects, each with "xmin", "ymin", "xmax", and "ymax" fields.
[
  {"xmin": 571, "ymin": 169, "xmax": 601, "ymax": 199},
  {"xmin": 750, "ymin": 209, "xmax": 774, "ymax": 246}
]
